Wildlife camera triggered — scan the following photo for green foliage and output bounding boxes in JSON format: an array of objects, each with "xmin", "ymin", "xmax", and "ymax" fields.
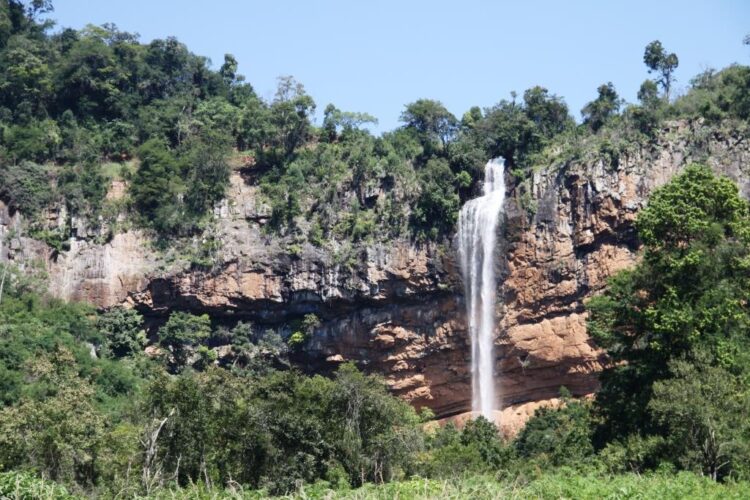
[
  {"xmin": 130, "ymin": 138, "xmax": 181, "ymax": 231},
  {"xmin": 0, "ymin": 160, "xmax": 51, "ymax": 215},
  {"xmin": 2, "ymin": 119, "xmax": 60, "ymax": 161},
  {"xmin": 460, "ymin": 417, "xmax": 507, "ymax": 467},
  {"xmin": 58, "ymin": 161, "xmax": 107, "ymax": 214},
  {"xmin": 419, "ymin": 442, "xmax": 486, "ymax": 478},
  {"xmin": 0, "ymin": 471, "xmax": 75, "ymax": 500},
  {"xmin": 599, "ymin": 434, "xmax": 668, "ymax": 474},
  {"xmin": 412, "ymin": 158, "xmax": 460, "ymax": 238},
  {"xmin": 269, "ymin": 76, "xmax": 315, "ymax": 157},
  {"xmin": 418, "ymin": 418, "xmax": 510, "ymax": 478},
  {"xmin": 400, "ymin": 99, "xmax": 457, "ymax": 154},
  {"xmin": 288, "ymin": 330, "xmax": 306, "ymax": 348},
  {"xmin": 322, "ymin": 103, "xmax": 378, "ymax": 142},
  {"xmin": 514, "ymin": 393, "xmax": 594, "ymax": 467},
  {"xmin": 158, "ymin": 311, "xmax": 211, "ymax": 369},
  {"xmin": 475, "ymin": 86, "xmax": 572, "ymax": 171},
  {"xmin": 216, "ymin": 323, "xmax": 288, "ymax": 374},
  {"xmin": 140, "ymin": 363, "xmax": 421, "ymax": 495},
  {"xmin": 182, "ymin": 132, "xmax": 232, "ymax": 218},
  {"xmin": 588, "ymin": 164, "xmax": 750, "ymax": 477},
  {"xmin": 628, "ymin": 78, "xmax": 665, "ymax": 135},
  {"xmin": 288, "ymin": 471, "xmax": 750, "ymax": 499},
  {"xmin": 581, "ymin": 82, "xmax": 622, "ymax": 132},
  {"xmin": 650, "ymin": 356, "xmax": 750, "ymax": 480},
  {"xmin": 644, "ymin": 40, "xmax": 679, "ymax": 99},
  {"xmin": 0, "ymin": 348, "xmax": 105, "ymax": 486},
  {"xmin": 97, "ymin": 306, "xmax": 145, "ymax": 357},
  {"xmin": 141, "ymin": 368, "xmax": 273, "ymax": 491},
  {"xmin": 674, "ymin": 66, "xmax": 750, "ymax": 123}
]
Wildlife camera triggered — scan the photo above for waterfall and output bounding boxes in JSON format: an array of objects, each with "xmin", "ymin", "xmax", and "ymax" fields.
[{"xmin": 457, "ymin": 158, "xmax": 506, "ymax": 420}]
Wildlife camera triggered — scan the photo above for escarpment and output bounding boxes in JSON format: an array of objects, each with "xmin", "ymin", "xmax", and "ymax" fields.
[{"xmin": 2, "ymin": 120, "xmax": 748, "ymax": 431}]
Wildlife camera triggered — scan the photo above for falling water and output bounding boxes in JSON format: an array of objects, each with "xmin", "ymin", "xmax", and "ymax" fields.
[{"xmin": 458, "ymin": 158, "xmax": 506, "ymax": 420}]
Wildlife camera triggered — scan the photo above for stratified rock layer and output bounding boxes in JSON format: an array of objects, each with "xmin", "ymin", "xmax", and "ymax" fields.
[{"xmin": 2, "ymin": 120, "xmax": 749, "ymax": 431}]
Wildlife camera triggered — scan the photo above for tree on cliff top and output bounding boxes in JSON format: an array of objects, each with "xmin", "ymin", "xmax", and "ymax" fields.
[{"xmin": 644, "ymin": 40, "xmax": 679, "ymax": 100}]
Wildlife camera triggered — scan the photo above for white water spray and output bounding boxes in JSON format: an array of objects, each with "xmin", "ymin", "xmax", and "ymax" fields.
[{"xmin": 458, "ymin": 158, "xmax": 506, "ymax": 420}]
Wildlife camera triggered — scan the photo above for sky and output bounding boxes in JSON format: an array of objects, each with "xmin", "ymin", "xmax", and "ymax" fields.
[{"xmin": 49, "ymin": 1, "xmax": 749, "ymax": 133}]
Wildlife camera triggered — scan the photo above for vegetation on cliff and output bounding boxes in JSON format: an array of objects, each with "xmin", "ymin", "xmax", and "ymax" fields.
[{"xmin": 1, "ymin": 0, "xmax": 748, "ymax": 249}]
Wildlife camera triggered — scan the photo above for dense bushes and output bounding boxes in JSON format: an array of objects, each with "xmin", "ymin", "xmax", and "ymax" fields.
[
  {"xmin": 514, "ymin": 391, "xmax": 594, "ymax": 467},
  {"xmin": 0, "ymin": 277, "xmax": 423, "ymax": 496},
  {"xmin": 0, "ymin": 160, "xmax": 51, "ymax": 215}
]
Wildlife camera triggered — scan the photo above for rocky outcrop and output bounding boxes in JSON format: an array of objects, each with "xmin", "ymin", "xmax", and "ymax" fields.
[{"xmin": 3, "ymin": 119, "xmax": 749, "ymax": 432}]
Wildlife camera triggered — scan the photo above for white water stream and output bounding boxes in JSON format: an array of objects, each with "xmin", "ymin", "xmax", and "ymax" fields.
[{"xmin": 457, "ymin": 158, "xmax": 506, "ymax": 420}]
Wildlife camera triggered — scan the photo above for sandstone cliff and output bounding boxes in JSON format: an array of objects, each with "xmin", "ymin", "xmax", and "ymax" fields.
[{"xmin": 2, "ymin": 119, "xmax": 748, "ymax": 432}]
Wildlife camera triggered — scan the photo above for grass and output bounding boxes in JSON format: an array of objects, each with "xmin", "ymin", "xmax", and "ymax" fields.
[{"xmin": 4, "ymin": 470, "xmax": 750, "ymax": 499}]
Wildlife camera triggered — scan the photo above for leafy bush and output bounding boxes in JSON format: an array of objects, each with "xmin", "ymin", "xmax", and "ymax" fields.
[
  {"xmin": 158, "ymin": 311, "xmax": 211, "ymax": 369},
  {"xmin": 0, "ymin": 160, "xmax": 51, "ymax": 216},
  {"xmin": 0, "ymin": 471, "xmax": 75, "ymax": 500},
  {"xmin": 97, "ymin": 306, "xmax": 146, "ymax": 357},
  {"xmin": 514, "ymin": 391, "xmax": 595, "ymax": 467}
]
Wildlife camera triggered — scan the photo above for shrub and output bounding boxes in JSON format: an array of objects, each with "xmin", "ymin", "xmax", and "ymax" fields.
[
  {"xmin": 158, "ymin": 312, "xmax": 211, "ymax": 369},
  {"xmin": 97, "ymin": 307, "xmax": 146, "ymax": 357},
  {"xmin": 514, "ymin": 392, "xmax": 595, "ymax": 467},
  {"xmin": 0, "ymin": 160, "xmax": 52, "ymax": 216}
]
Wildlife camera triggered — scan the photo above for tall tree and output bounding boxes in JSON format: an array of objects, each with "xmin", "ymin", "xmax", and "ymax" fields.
[
  {"xmin": 644, "ymin": 40, "xmax": 679, "ymax": 100},
  {"xmin": 269, "ymin": 76, "xmax": 315, "ymax": 156},
  {"xmin": 588, "ymin": 164, "xmax": 750, "ymax": 442}
]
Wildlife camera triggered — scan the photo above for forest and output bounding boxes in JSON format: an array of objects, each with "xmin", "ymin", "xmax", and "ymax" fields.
[{"xmin": 1, "ymin": 0, "xmax": 750, "ymax": 498}]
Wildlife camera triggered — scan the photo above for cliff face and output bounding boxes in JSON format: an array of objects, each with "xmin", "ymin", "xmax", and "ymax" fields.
[{"xmin": 2, "ymin": 120, "xmax": 748, "ymax": 431}]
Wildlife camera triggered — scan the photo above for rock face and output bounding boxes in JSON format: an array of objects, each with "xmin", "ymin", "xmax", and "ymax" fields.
[{"xmin": 3, "ymin": 120, "xmax": 749, "ymax": 431}]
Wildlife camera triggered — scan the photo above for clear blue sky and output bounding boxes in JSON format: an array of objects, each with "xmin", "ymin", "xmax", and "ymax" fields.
[{"xmin": 49, "ymin": 0, "xmax": 749, "ymax": 132}]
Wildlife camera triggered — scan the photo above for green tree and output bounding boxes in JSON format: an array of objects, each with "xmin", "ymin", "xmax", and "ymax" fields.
[
  {"xmin": 218, "ymin": 53, "xmax": 238, "ymax": 86},
  {"xmin": 411, "ymin": 157, "xmax": 460, "ymax": 238},
  {"xmin": 328, "ymin": 363, "xmax": 422, "ymax": 486},
  {"xmin": 514, "ymin": 391, "xmax": 594, "ymax": 467},
  {"xmin": 129, "ymin": 138, "xmax": 181, "ymax": 231},
  {"xmin": 476, "ymin": 87, "xmax": 570, "ymax": 171},
  {"xmin": 0, "ymin": 349, "xmax": 106, "ymax": 487},
  {"xmin": 0, "ymin": 160, "xmax": 51, "ymax": 215},
  {"xmin": 0, "ymin": 38, "xmax": 53, "ymax": 117},
  {"xmin": 400, "ymin": 99, "xmax": 457, "ymax": 153},
  {"xmin": 158, "ymin": 311, "xmax": 211, "ymax": 369},
  {"xmin": 182, "ymin": 132, "xmax": 231, "ymax": 217},
  {"xmin": 55, "ymin": 25, "xmax": 129, "ymax": 120},
  {"xmin": 650, "ymin": 356, "xmax": 750, "ymax": 480},
  {"xmin": 460, "ymin": 416, "xmax": 507, "ymax": 467},
  {"xmin": 141, "ymin": 368, "xmax": 272, "ymax": 490},
  {"xmin": 644, "ymin": 40, "xmax": 679, "ymax": 100},
  {"xmin": 269, "ymin": 76, "xmax": 315, "ymax": 157},
  {"xmin": 630, "ymin": 78, "xmax": 664, "ymax": 135},
  {"xmin": 522, "ymin": 86, "xmax": 572, "ymax": 139},
  {"xmin": 322, "ymin": 103, "xmax": 377, "ymax": 143},
  {"xmin": 588, "ymin": 164, "xmax": 750, "ymax": 442},
  {"xmin": 97, "ymin": 306, "xmax": 145, "ymax": 357},
  {"xmin": 581, "ymin": 82, "xmax": 621, "ymax": 132}
]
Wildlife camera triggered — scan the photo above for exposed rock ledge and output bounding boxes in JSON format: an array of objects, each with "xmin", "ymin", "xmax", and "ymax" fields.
[{"xmin": 2, "ymin": 120, "xmax": 748, "ymax": 432}]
